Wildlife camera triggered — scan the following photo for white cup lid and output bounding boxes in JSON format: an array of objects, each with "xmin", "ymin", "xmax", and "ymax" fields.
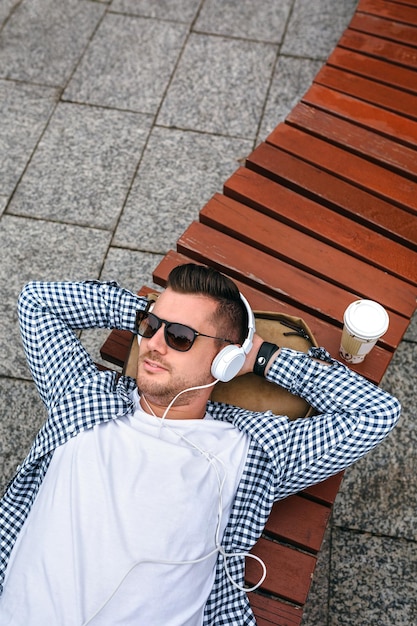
[{"xmin": 344, "ymin": 300, "xmax": 389, "ymax": 340}]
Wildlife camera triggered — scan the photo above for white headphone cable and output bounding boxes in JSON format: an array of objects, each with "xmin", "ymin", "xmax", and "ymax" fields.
[
  {"xmin": 140, "ymin": 381, "xmax": 267, "ymax": 593},
  {"xmin": 147, "ymin": 379, "xmax": 220, "ymax": 435}
]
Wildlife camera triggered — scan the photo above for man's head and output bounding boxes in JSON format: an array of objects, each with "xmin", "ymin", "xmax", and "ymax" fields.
[{"xmin": 136, "ymin": 264, "xmax": 250, "ymax": 417}]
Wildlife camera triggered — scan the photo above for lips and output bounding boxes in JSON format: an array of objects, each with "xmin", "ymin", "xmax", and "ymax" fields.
[{"xmin": 142, "ymin": 354, "xmax": 169, "ymax": 373}]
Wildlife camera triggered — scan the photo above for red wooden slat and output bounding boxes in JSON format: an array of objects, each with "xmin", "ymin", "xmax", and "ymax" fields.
[
  {"xmin": 199, "ymin": 195, "xmax": 416, "ymax": 322},
  {"xmin": 250, "ymin": 594, "xmax": 303, "ymax": 626},
  {"xmin": 246, "ymin": 142, "xmax": 417, "ymax": 251},
  {"xmin": 246, "ymin": 538, "xmax": 316, "ymax": 604},
  {"xmin": 314, "ymin": 64, "xmax": 417, "ymax": 121},
  {"xmin": 287, "ymin": 102, "xmax": 417, "ymax": 181},
  {"xmin": 100, "ymin": 328, "xmax": 132, "ymax": 368},
  {"xmin": 151, "ymin": 248, "xmax": 340, "ymax": 331},
  {"xmin": 349, "ymin": 11, "xmax": 417, "ymax": 48},
  {"xmin": 339, "ymin": 28, "xmax": 417, "ymax": 69},
  {"xmin": 154, "ymin": 251, "xmax": 341, "ymax": 337},
  {"xmin": 387, "ymin": 0, "xmax": 417, "ymax": 9},
  {"xmin": 303, "ymin": 82, "xmax": 417, "ymax": 150},
  {"xmin": 177, "ymin": 221, "xmax": 364, "ymax": 321},
  {"xmin": 327, "ymin": 47, "xmax": 417, "ymax": 96},
  {"xmin": 357, "ymin": 0, "xmax": 417, "ymax": 26},
  {"xmin": 266, "ymin": 123, "xmax": 417, "ymax": 216},
  {"xmin": 302, "ymin": 471, "xmax": 345, "ymax": 505},
  {"xmin": 151, "ymin": 249, "xmax": 338, "ymax": 331},
  {"xmin": 265, "ymin": 495, "xmax": 331, "ymax": 553}
]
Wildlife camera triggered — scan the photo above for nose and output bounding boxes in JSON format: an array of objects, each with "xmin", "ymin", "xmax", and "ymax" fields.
[{"xmin": 145, "ymin": 323, "xmax": 168, "ymax": 353}]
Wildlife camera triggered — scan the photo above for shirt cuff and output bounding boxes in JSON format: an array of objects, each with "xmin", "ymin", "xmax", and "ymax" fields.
[{"xmin": 265, "ymin": 346, "xmax": 336, "ymax": 394}]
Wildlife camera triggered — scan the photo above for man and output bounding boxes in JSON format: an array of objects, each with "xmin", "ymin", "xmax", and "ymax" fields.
[{"xmin": 0, "ymin": 263, "xmax": 400, "ymax": 625}]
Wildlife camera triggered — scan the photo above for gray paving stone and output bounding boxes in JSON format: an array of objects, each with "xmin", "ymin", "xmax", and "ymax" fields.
[
  {"xmin": 63, "ymin": 14, "xmax": 188, "ymax": 113},
  {"xmin": 8, "ymin": 103, "xmax": 152, "ymax": 230},
  {"xmin": 157, "ymin": 33, "xmax": 276, "ymax": 138},
  {"xmin": 282, "ymin": 0, "xmax": 358, "ymax": 60},
  {"xmin": 0, "ymin": 215, "xmax": 111, "ymax": 379},
  {"xmin": 332, "ymin": 341, "xmax": 417, "ymax": 541},
  {"xmin": 194, "ymin": 0, "xmax": 292, "ymax": 43},
  {"xmin": 258, "ymin": 56, "xmax": 323, "ymax": 142},
  {"xmin": 111, "ymin": 0, "xmax": 201, "ymax": 21},
  {"xmin": 113, "ymin": 127, "xmax": 252, "ymax": 253},
  {"xmin": 100, "ymin": 247, "xmax": 164, "ymax": 294},
  {"xmin": 0, "ymin": 80, "xmax": 58, "ymax": 197},
  {"xmin": 404, "ymin": 310, "xmax": 417, "ymax": 342},
  {"xmin": 0, "ymin": 196, "xmax": 8, "ymax": 216},
  {"xmin": 0, "ymin": 0, "xmax": 20, "ymax": 26},
  {"xmin": 328, "ymin": 527, "xmax": 417, "ymax": 626},
  {"xmin": 301, "ymin": 524, "xmax": 331, "ymax": 626},
  {"xmin": 0, "ymin": 377, "xmax": 46, "ymax": 494},
  {"xmin": 0, "ymin": 0, "xmax": 105, "ymax": 85}
]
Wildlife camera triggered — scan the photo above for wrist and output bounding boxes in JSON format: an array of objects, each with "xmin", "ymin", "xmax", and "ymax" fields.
[{"xmin": 253, "ymin": 341, "xmax": 279, "ymax": 377}]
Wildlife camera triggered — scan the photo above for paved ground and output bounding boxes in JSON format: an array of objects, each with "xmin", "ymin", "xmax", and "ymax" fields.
[{"xmin": 1, "ymin": 1, "xmax": 416, "ymax": 624}]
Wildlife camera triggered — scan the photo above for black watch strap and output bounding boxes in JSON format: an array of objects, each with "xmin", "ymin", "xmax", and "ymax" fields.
[{"xmin": 253, "ymin": 341, "xmax": 279, "ymax": 377}]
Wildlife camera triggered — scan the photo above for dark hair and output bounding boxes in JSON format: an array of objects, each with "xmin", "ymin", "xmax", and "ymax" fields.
[{"xmin": 166, "ymin": 263, "xmax": 248, "ymax": 345}]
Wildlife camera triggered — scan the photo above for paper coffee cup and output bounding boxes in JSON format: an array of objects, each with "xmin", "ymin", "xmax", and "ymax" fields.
[{"xmin": 340, "ymin": 300, "xmax": 389, "ymax": 364}]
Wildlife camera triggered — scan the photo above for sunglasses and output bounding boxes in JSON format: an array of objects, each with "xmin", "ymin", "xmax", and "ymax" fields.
[{"xmin": 135, "ymin": 310, "xmax": 234, "ymax": 352}]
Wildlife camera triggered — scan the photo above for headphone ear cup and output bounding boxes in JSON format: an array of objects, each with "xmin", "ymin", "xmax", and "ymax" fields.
[
  {"xmin": 211, "ymin": 345, "xmax": 246, "ymax": 382},
  {"xmin": 211, "ymin": 292, "xmax": 254, "ymax": 383}
]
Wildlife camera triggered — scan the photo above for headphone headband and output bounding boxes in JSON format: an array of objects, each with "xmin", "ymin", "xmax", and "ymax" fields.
[
  {"xmin": 239, "ymin": 293, "xmax": 255, "ymax": 356},
  {"xmin": 210, "ymin": 292, "xmax": 255, "ymax": 383}
]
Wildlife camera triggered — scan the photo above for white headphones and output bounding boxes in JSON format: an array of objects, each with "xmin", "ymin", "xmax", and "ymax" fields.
[{"xmin": 210, "ymin": 293, "xmax": 255, "ymax": 383}]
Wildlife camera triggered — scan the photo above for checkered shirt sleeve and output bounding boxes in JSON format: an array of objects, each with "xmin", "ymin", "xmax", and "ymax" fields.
[
  {"xmin": 17, "ymin": 280, "xmax": 145, "ymax": 410},
  {"xmin": 263, "ymin": 346, "xmax": 401, "ymax": 499}
]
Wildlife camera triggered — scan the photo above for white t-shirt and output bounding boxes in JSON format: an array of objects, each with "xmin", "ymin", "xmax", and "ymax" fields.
[{"xmin": 1, "ymin": 391, "xmax": 249, "ymax": 626}]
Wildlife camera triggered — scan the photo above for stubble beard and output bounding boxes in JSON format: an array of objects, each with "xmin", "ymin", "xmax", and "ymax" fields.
[{"xmin": 137, "ymin": 352, "xmax": 213, "ymax": 408}]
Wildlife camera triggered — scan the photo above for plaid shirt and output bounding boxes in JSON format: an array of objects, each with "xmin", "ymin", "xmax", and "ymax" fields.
[{"xmin": 0, "ymin": 281, "xmax": 400, "ymax": 624}]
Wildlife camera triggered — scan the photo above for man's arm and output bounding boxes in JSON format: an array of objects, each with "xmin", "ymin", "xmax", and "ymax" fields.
[
  {"xmin": 241, "ymin": 335, "xmax": 401, "ymax": 499},
  {"xmin": 18, "ymin": 280, "xmax": 146, "ymax": 410}
]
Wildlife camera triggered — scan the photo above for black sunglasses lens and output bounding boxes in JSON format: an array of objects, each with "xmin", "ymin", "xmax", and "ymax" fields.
[
  {"xmin": 136, "ymin": 312, "xmax": 195, "ymax": 351},
  {"xmin": 137, "ymin": 312, "xmax": 160, "ymax": 338},
  {"xmin": 165, "ymin": 323, "xmax": 195, "ymax": 351}
]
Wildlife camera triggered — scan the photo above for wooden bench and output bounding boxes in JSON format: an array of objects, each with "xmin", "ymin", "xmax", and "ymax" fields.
[{"xmin": 100, "ymin": 0, "xmax": 417, "ymax": 623}]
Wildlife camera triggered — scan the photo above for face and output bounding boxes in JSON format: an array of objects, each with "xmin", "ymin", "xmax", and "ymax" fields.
[{"xmin": 136, "ymin": 288, "xmax": 223, "ymax": 407}]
